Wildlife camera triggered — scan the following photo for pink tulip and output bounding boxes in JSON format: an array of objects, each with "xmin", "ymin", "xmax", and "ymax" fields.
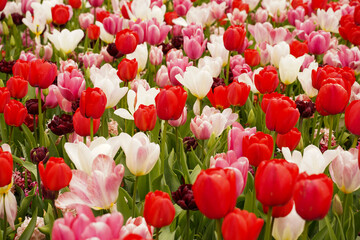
[
  {"xmin": 57, "ymin": 69, "xmax": 85, "ymax": 102},
  {"xmin": 155, "ymin": 65, "xmax": 171, "ymax": 87},
  {"xmin": 21, "ymin": 0, "xmax": 36, "ymax": 14},
  {"xmin": 44, "ymin": 85, "xmax": 59, "ymax": 109},
  {"xmin": 79, "ymin": 13, "xmax": 94, "ymax": 30},
  {"xmin": 60, "ymin": 59, "xmax": 79, "ymax": 73},
  {"xmin": 35, "ymin": 44, "xmax": 53, "ymax": 61},
  {"xmin": 307, "ymin": 30, "xmax": 331, "ymax": 55},
  {"xmin": 89, "ymin": 0, "xmax": 104, "ymax": 7},
  {"xmin": 129, "ymin": 19, "xmax": 147, "ymax": 44},
  {"xmin": 295, "ymin": 19, "xmax": 317, "ymax": 41},
  {"xmin": 151, "ymin": 0, "xmax": 163, "ymax": 8},
  {"xmin": 190, "ymin": 115, "xmax": 213, "ymax": 140},
  {"xmin": 210, "ymin": 150, "xmax": 249, "ymax": 196},
  {"xmin": 79, "ymin": 52, "xmax": 104, "ymax": 68},
  {"xmin": 182, "ymin": 23, "xmax": 204, "ymax": 41},
  {"xmin": 146, "ymin": 19, "xmax": 171, "ymax": 45},
  {"xmin": 169, "ymin": 107, "xmax": 187, "ymax": 127},
  {"xmin": 253, "ymin": 8, "xmax": 268, "ymax": 23},
  {"xmin": 103, "ymin": 14, "xmax": 123, "ymax": 35},
  {"xmin": 268, "ymin": 27, "xmax": 294, "ymax": 45},
  {"xmin": 119, "ymin": 217, "xmax": 153, "ymax": 240},
  {"xmin": 19, "ymin": 51, "xmax": 36, "ymax": 62},
  {"xmin": 52, "ymin": 86, "xmax": 73, "ymax": 112},
  {"xmin": 227, "ymin": 122, "xmax": 256, "ymax": 158},
  {"xmin": 210, "ymin": 2, "xmax": 226, "ymax": 20},
  {"xmin": 130, "ymin": 79, "xmax": 150, "ymax": 92},
  {"xmin": 150, "ymin": 46, "xmax": 163, "ymax": 66},
  {"xmin": 166, "ymin": 49, "xmax": 183, "ymax": 63},
  {"xmin": 167, "ymin": 57, "xmax": 192, "ymax": 86},
  {"xmin": 173, "ymin": 0, "xmax": 192, "ymax": 16},
  {"xmin": 287, "ymin": 7, "xmax": 305, "ymax": 26},
  {"xmin": 183, "ymin": 35, "xmax": 207, "ymax": 60}
]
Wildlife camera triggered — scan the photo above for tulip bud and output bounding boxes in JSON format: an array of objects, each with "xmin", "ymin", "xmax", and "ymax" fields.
[
  {"xmin": 10, "ymin": 36, "xmax": 15, "ymax": 46},
  {"xmin": 172, "ymin": 184, "xmax": 198, "ymax": 211},
  {"xmin": 38, "ymin": 47, "xmax": 45, "ymax": 59},
  {"xmin": 332, "ymin": 194, "xmax": 343, "ymax": 216},
  {"xmin": 247, "ymin": 109, "xmax": 256, "ymax": 126},
  {"xmin": 183, "ymin": 137, "xmax": 198, "ymax": 151},
  {"xmin": 7, "ymin": 15, "xmax": 14, "ymax": 27},
  {"xmin": 2, "ymin": 22, "xmax": 9, "ymax": 36},
  {"xmin": 30, "ymin": 147, "xmax": 50, "ymax": 165}
]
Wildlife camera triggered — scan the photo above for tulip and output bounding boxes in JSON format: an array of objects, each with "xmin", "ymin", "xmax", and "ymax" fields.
[
  {"xmin": 146, "ymin": 19, "xmax": 171, "ymax": 45},
  {"xmin": 307, "ymin": 31, "xmax": 331, "ymax": 55},
  {"xmin": 265, "ymin": 97, "xmax": 300, "ymax": 134},
  {"xmin": 149, "ymin": 46, "xmax": 163, "ymax": 66},
  {"xmin": 167, "ymin": 57, "xmax": 193, "ymax": 86},
  {"xmin": 119, "ymin": 132, "xmax": 160, "ymax": 176},
  {"xmin": 173, "ymin": 0, "xmax": 192, "ymax": 16},
  {"xmin": 79, "ymin": 87, "xmax": 107, "ymax": 119},
  {"xmin": 267, "ymin": 41, "xmax": 290, "ymax": 68},
  {"xmin": 244, "ymin": 49, "xmax": 260, "ymax": 66},
  {"xmin": 89, "ymin": 0, "xmax": 104, "ymax": 7},
  {"xmin": 228, "ymin": 123, "xmax": 256, "ymax": 158},
  {"xmin": 4, "ymin": 100, "xmax": 27, "ymax": 127},
  {"xmin": 293, "ymin": 173, "xmax": 333, "ymax": 221},
  {"xmin": 311, "ymin": 0, "xmax": 327, "ymax": 10},
  {"xmin": 207, "ymin": 36, "xmax": 229, "ymax": 67},
  {"xmin": 143, "ymin": 191, "xmax": 175, "ymax": 228},
  {"xmin": 69, "ymin": 0, "xmax": 81, "ymax": 8},
  {"xmin": 255, "ymin": 159, "xmax": 299, "ymax": 206},
  {"xmin": 222, "ymin": 208, "xmax": 264, "ymax": 240},
  {"xmin": 79, "ymin": 13, "xmax": 94, "ymax": 30},
  {"xmin": 0, "ymin": 151, "xmax": 13, "ymax": 187},
  {"xmin": 223, "ymin": 25, "xmax": 246, "ymax": 52},
  {"xmin": 133, "ymin": 104, "xmax": 157, "ymax": 132},
  {"xmin": 87, "ymin": 24, "xmax": 100, "ymax": 40},
  {"xmin": 0, "ymin": 87, "xmax": 10, "ymax": 113},
  {"xmin": 190, "ymin": 115, "xmax": 213, "ymax": 140},
  {"xmin": 73, "ymin": 109, "xmax": 100, "ymax": 137},
  {"xmin": 279, "ymin": 54, "xmax": 305, "ymax": 85},
  {"xmin": 198, "ymin": 56, "xmax": 222, "ymax": 78},
  {"xmin": 12, "ymin": 59, "xmax": 30, "ymax": 81},
  {"xmin": 172, "ymin": 184, "xmax": 198, "ymax": 211},
  {"xmin": 51, "ymin": 4, "xmax": 70, "ymax": 25},
  {"xmin": 276, "ymin": 128, "xmax": 301, "ymax": 151},
  {"xmin": 155, "ymin": 85, "xmax": 187, "ymax": 120},
  {"xmin": 272, "ymin": 205, "xmax": 305, "ymax": 240},
  {"xmin": 168, "ymin": 106, "xmax": 187, "ymax": 127},
  {"xmin": 48, "ymin": 29, "xmax": 85, "ymax": 54},
  {"xmin": 345, "ymin": 99, "xmax": 360, "ymax": 135},
  {"xmin": 126, "ymin": 43, "xmax": 148, "ymax": 73},
  {"xmin": 117, "ymin": 58, "xmax": 138, "ymax": 82},
  {"xmin": 183, "ymin": 35, "xmax": 207, "ymax": 60},
  {"xmin": 103, "ymin": 14, "xmax": 123, "ymax": 35},
  {"xmin": 227, "ymin": 81, "xmax": 250, "ymax": 107},
  {"xmin": 289, "ymin": 40, "xmax": 308, "ymax": 58},
  {"xmin": 242, "ymin": 131, "xmax": 274, "ymax": 167},
  {"xmin": 7, "ymin": 76, "xmax": 28, "ymax": 100},
  {"xmin": 115, "ymin": 29, "xmax": 139, "ymax": 55},
  {"xmin": 192, "ymin": 168, "xmax": 237, "ymax": 219},
  {"xmin": 39, "ymin": 157, "xmax": 72, "ymax": 191},
  {"xmin": 120, "ymin": 217, "xmax": 153, "ymax": 239},
  {"xmin": 28, "ymin": 59, "xmax": 57, "ymax": 89},
  {"xmin": 254, "ymin": 65, "xmax": 279, "ymax": 94},
  {"xmin": 329, "ymin": 147, "xmax": 360, "ymax": 194},
  {"xmin": 57, "ymin": 70, "xmax": 85, "ymax": 102},
  {"xmin": 207, "ymin": 85, "xmax": 231, "ymax": 110},
  {"xmin": 0, "ymin": 0, "xmax": 6, "ymax": 11},
  {"xmin": 48, "ymin": 114, "xmax": 74, "ymax": 136},
  {"xmin": 263, "ymin": 198, "xmax": 294, "ymax": 218}
]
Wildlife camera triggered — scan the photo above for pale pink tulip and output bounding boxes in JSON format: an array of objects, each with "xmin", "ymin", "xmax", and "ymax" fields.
[
  {"xmin": 169, "ymin": 107, "xmax": 187, "ymax": 127},
  {"xmin": 167, "ymin": 57, "xmax": 193, "ymax": 86},
  {"xmin": 79, "ymin": 52, "xmax": 104, "ymax": 68},
  {"xmin": 149, "ymin": 46, "xmax": 163, "ymax": 66},
  {"xmin": 57, "ymin": 69, "xmax": 85, "ymax": 102},
  {"xmin": 155, "ymin": 65, "xmax": 171, "ymax": 87},
  {"xmin": 119, "ymin": 217, "xmax": 153, "ymax": 240},
  {"xmin": 228, "ymin": 122, "xmax": 256, "ymax": 158},
  {"xmin": 79, "ymin": 13, "xmax": 94, "ymax": 30}
]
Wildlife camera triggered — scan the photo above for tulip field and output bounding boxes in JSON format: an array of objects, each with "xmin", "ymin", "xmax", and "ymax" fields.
[{"xmin": 1, "ymin": 0, "xmax": 360, "ymax": 239}]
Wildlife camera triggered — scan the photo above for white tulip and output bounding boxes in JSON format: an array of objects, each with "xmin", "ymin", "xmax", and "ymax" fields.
[
  {"xmin": 272, "ymin": 205, "xmax": 305, "ymax": 240},
  {"xmin": 198, "ymin": 56, "xmax": 223, "ymax": 78},
  {"xmin": 127, "ymin": 43, "xmax": 148, "ymax": 73},
  {"xmin": 267, "ymin": 41, "xmax": 290, "ymax": 68},
  {"xmin": 47, "ymin": 29, "xmax": 84, "ymax": 54},
  {"xmin": 96, "ymin": 21, "xmax": 115, "ymax": 44},
  {"xmin": 279, "ymin": 54, "xmax": 305, "ymax": 85},
  {"xmin": 298, "ymin": 61, "xmax": 319, "ymax": 98}
]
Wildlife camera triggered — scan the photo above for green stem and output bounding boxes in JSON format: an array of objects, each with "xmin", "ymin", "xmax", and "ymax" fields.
[
  {"xmin": 185, "ymin": 210, "xmax": 190, "ymax": 240},
  {"xmin": 335, "ymin": 215, "xmax": 346, "ymax": 240},
  {"xmin": 161, "ymin": 121, "xmax": 168, "ymax": 174},
  {"xmin": 225, "ymin": 52, "xmax": 231, "ymax": 85},
  {"xmin": 90, "ymin": 117, "xmax": 94, "ymax": 142},
  {"xmin": 33, "ymin": 115, "xmax": 37, "ymax": 143},
  {"xmin": 328, "ymin": 115, "xmax": 334, "ymax": 150},
  {"xmin": 216, "ymin": 219, "xmax": 222, "ymax": 240},
  {"xmin": 0, "ymin": 114, "xmax": 8, "ymax": 143},
  {"xmin": 8, "ymin": 126, "xmax": 13, "ymax": 146},
  {"xmin": 83, "ymin": 136, "xmax": 87, "ymax": 145},
  {"xmin": 132, "ymin": 176, "xmax": 138, "ymax": 217},
  {"xmin": 155, "ymin": 228, "xmax": 160, "ymax": 240},
  {"xmin": 37, "ymin": 89, "xmax": 44, "ymax": 146},
  {"xmin": 264, "ymin": 207, "xmax": 273, "ymax": 240},
  {"xmin": 37, "ymin": 164, "xmax": 42, "ymax": 199},
  {"xmin": 342, "ymin": 193, "xmax": 351, "ymax": 228},
  {"xmin": 3, "ymin": 194, "xmax": 6, "ymax": 240},
  {"xmin": 52, "ymin": 199, "xmax": 58, "ymax": 219},
  {"xmin": 301, "ymin": 221, "xmax": 310, "ymax": 240}
]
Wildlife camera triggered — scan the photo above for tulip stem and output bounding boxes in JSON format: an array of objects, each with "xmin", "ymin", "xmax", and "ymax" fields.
[
  {"xmin": 132, "ymin": 176, "xmax": 138, "ymax": 217},
  {"xmin": 37, "ymin": 88, "xmax": 44, "ymax": 146},
  {"xmin": 342, "ymin": 193, "xmax": 351, "ymax": 229},
  {"xmin": 155, "ymin": 228, "xmax": 160, "ymax": 240},
  {"xmin": 216, "ymin": 219, "xmax": 222, "ymax": 240},
  {"xmin": 52, "ymin": 199, "xmax": 59, "ymax": 219},
  {"xmin": 161, "ymin": 121, "xmax": 168, "ymax": 174},
  {"xmin": 0, "ymin": 114, "xmax": 8, "ymax": 143},
  {"xmin": 3, "ymin": 194, "xmax": 6, "ymax": 240},
  {"xmin": 301, "ymin": 221, "xmax": 310, "ymax": 240},
  {"xmin": 328, "ymin": 115, "xmax": 334, "ymax": 150},
  {"xmin": 185, "ymin": 210, "xmax": 190, "ymax": 240},
  {"xmin": 36, "ymin": 164, "xmax": 42, "ymax": 199},
  {"xmin": 264, "ymin": 207, "xmax": 273, "ymax": 240},
  {"xmin": 225, "ymin": 52, "xmax": 231, "ymax": 85},
  {"xmin": 90, "ymin": 117, "xmax": 94, "ymax": 142}
]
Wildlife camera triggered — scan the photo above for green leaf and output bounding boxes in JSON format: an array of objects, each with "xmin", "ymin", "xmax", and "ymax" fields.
[
  {"xmin": 17, "ymin": 187, "xmax": 36, "ymax": 220},
  {"xmin": 151, "ymin": 175, "xmax": 171, "ymax": 195},
  {"xmin": 43, "ymin": 203, "xmax": 55, "ymax": 233},
  {"xmin": 18, "ymin": 208, "xmax": 37, "ymax": 240},
  {"xmin": 22, "ymin": 161, "xmax": 37, "ymax": 179},
  {"xmin": 346, "ymin": 209, "xmax": 356, "ymax": 240},
  {"xmin": 159, "ymin": 226, "xmax": 176, "ymax": 240},
  {"xmin": 38, "ymin": 225, "xmax": 51, "ymax": 235},
  {"xmin": 190, "ymin": 165, "xmax": 201, "ymax": 184},
  {"xmin": 20, "ymin": 124, "xmax": 36, "ymax": 149},
  {"xmin": 324, "ymin": 215, "xmax": 338, "ymax": 240},
  {"xmin": 164, "ymin": 150, "xmax": 180, "ymax": 192},
  {"xmin": 117, "ymin": 187, "xmax": 132, "ymax": 221}
]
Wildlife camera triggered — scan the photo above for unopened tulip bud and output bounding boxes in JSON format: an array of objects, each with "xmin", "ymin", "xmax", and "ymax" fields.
[
  {"xmin": 247, "ymin": 109, "xmax": 256, "ymax": 126},
  {"xmin": 2, "ymin": 22, "xmax": 9, "ymax": 36},
  {"xmin": 39, "ymin": 47, "xmax": 45, "ymax": 59},
  {"xmin": 7, "ymin": 15, "xmax": 14, "ymax": 27},
  {"xmin": 332, "ymin": 194, "xmax": 343, "ymax": 216},
  {"xmin": 10, "ymin": 36, "xmax": 15, "ymax": 46}
]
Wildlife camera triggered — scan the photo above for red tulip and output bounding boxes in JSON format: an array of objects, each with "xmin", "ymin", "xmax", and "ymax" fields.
[
  {"xmin": 294, "ymin": 173, "xmax": 333, "ymax": 221},
  {"xmin": 51, "ymin": 4, "xmax": 70, "ymax": 25},
  {"xmin": 355, "ymin": 5, "xmax": 360, "ymax": 25},
  {"xmin": 345, "ymin": 100, "xmax": 360, "ymax": 135},
  {"xmin": 311, "ymin": 65, "xmax": 354, "ymax": 91},
  {"xmin": 155, "ymin": 85, "xmax": 187, "ymax": 120},
  {"xmin": 68, "ymin": 0, "xmax": 81, "ymax": 9},
  {"xmin": 115, "ymin": 29, "xmax": 139, "ymax": 55},
  {"xmin": 265, "ymin": 97, "xmax": 300, "ymax": 134},
  {"xmin": 261, "ymin": 92, "xmax": 295, "ymax": 113},
  {"xmin": 73, "ymin": 109, "xmax": 100, "ymax": 137},
  {"xmin": 223, "ymin": 25, "xmax": 246, "ymax": 52},
  {"xmin": 143, "ymin": 190, "xmax": 176, "ymax": 228},
  {"xmin": 4, "ymin": 100, "xmax": 27, "ymax": 127},
  {"xmin": 263, "ymin": 198, "xmax": 294, "ymax": 218},
  {"xmin": 244, "ymin": 49, "xmax": 260, "ymax": 67},
  {"xmin": 254, "ymin": 66, "xmax": 279, "ymax": 94},
  {"xmin": 39, "ymin": 157, "xmax": 72, "ymax": 191},
  {"xmin": 222, "ymin": 208, "xmax": 264, "ymax": 240},
  {"xmin": 290, "ymin": 40, "xmax": 308, "ymax": 58},
  {"xmin": 0, "ymin": 0, "xmax": 6, "ymax": 12},
  {"xmin": 0, "ymin": 87, "xmax": 10, "ymax": 113},
  {"xmin": 311, "ymin": 0, "xmax": 327, "ymax": 10},
  {"xmin": 164, "ymin": 11, "xmax": 179, "ymax": 25},
  {"xmin": 192, "ymin": 168, "xmax": 237, "ymax": 219},
  {"xmin": 28, "ymin": 59, "xmax": 57, "ymax": 89},
  {"xmin": 134, "ymin": 104, "xmax": 157, "ymax": 131},
  {"xmin": 117, "ymin": 58, "xmax": 138, "ymax": 82},
  {"xmin": 121, "ymin": 2, "xmax": 132, "ymax": 19},
  {"xmin": 276, "ymin": 127, "xmax": 301, "ymax": 151},
  {"xmin": 12, "ymin": 60, "xmax": 29, "ymax": 81},
  {"xmin": 242, "ymin": 131, "xmax": 274, "ymax": 167},
  {"xmin": 96, "ymin": 10, "xmax": 110, "ymax": 23},
  {"xmin": 207, "ymin": 85, "xmax": 230, "ymax": 110},
  {"xmin": 255, "ymin": 159, "xmax": 299, "ymax": 206},
  {"xmin": 227, "ymin": 81, "xmax": 250, "ymax": 107},
  {"xmin": 232, "ymin": 0, "xmax": 249, "ymax": 12},
  {"xmin": 87, "ymin": 24, "xmax": 100, "ymax": 40},
  {"xmin": 6, "ymin": 76, "xmax": 28, "ymax": 99},
  {"xmin": 0, "ymin": 151, "xmax": 13, "ymax": 187},
  {"xmin": 123, "ymin": 234, "xmax": 144, "ymax": 240},
  {"xmin": 79, "ymin": 87, "xmax": 107, "ymax": 119}
]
